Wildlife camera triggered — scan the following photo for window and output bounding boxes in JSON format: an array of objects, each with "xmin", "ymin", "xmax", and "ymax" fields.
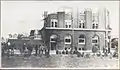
[
  {"xmin": 51, "ymin": 19, "xmax": 58, "ymax": 27},
  {"xmin": 78, "ymin": 48, "xmax": 85, "ymax": 50},
  {"xmin": 65, "ymin": 20, "xmax": 71, "ymax": 28},
  {"xmin": 78, "ymin": 35, "xmax": 85, "ymax": 44},
  {"xmin": 65, "ymin": 47, "xmax": 67, "ymax": 50},
  {"xmin": 79, "ymin": 39, "xmax": 84, "ymax": 43},
  {"xmin": 82, "ymin": 48, "xmax": 85, "ymax": 50},
  {"xmin": 69, "ymin": 25, "xmax": 71, "ymax": 28},
  {"xmin": 96, "ymin": 24, "xmax": 98, "ymax": 29},
  {"xmin": 92, "ymin": 23, "xmax": 98, "ymax": 29},
  {"xmin": 66, "ymin": 25, "xmax": 68, "ymax": 28},
  {"xmin": 55, "ymin": 22, "xmax": 57, "ymax": 27},
  {"xmin": 52, "ymin": 22, "xmax": 54, "ymax": 27},
  {"xmin": 79, "ymin": 20, "xmax": 85, "ymax": 28},
  {"xmin": 92, "ymin": 35, "xmax": 99, "ymax": 50},
  {"xmin": 92, "ymin": 24, "xmax": 95, "ymax": 29},
  {"xmin": 79, "ymin": 23, "xmax": 81, "ymax": 28},
  {"xmin": 50, "ymin": 34, "xmax": 57, "ymax": 42},
  {"xmin": 92, "ymin": 13, "xmax": 99, "ymax": 29},
  {"xmin": 65, "ymin": 35, "xmax": 71, "ymax": 44},
  {"xmin": 92, "ymin": 35, "xmax": 99, "ymax": 44},
  {"xmin": 92, "ymin": 40, "xmax": 97, "ymax": 43},
  {"xmin": 51, "ymin": 38, "xmax": 56, "ymax": 41},
  {"xmin": 65, "ymin": 39, "xmax": 71, "ymax": 42},
  {"xmin": 79, "ymin": 48, "xmax": 81, "ymax": 50},
  {"xmin": 83, "ymin": 23, "xmax": 85, "ymax": 28}
]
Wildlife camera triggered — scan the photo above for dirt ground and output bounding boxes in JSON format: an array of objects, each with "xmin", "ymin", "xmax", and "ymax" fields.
[{"xmin": 1, "ymin": 54, "xmax": 119, "ymax": 69}]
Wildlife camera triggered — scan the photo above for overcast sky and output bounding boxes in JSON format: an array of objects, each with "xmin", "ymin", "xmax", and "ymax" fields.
[{"xmin": 1, "ymin": 1, "xmax": 119, "ymax": 38}]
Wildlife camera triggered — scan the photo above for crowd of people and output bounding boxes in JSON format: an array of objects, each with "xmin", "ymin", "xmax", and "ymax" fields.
[
  {"xmin": 1, "ymin": 42, "xmax": 50, "ymax": 57},
  {"xmin": 55, "ymin": 46, "xmax": 118, "ymax": 59},
  {"xmin": 1, "ymin": 42, "xmax": 118, "ymax": 59}
]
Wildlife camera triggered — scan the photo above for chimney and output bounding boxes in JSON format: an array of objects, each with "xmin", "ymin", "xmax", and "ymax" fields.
[{"xmin": 44, "ymin": 11, "xmax": 48, "ymax": 18}]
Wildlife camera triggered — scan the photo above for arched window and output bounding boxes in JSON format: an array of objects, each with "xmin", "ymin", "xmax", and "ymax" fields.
[
  {"xmin": 50, "ymin": 34, "xmax": 57, "ymax": 43},
  {"xmin": 65, "ymin": 35, "xmax": 72, "ymax": 44},
  {"xmin": 92, "ymin": 35, "xmax": 100, "ymax": 51},
  {"xmin": 78, "ymin": 35, "xmax": 85, "ymax": 44},
  {"xmin": 92, "ymin": 35, "xmax": 99, "ymax": 44}
]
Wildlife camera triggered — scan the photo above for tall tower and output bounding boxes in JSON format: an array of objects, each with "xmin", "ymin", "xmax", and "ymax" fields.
[
  {"xmin": 57, "ymin": 7, "xmax": 72, "ymax": 28},
  {"xmin": 84, "ymin": 8, "xmax": 92, "ymax": 29},
  {"xmin": 57, "ymin": 12, "xmax": 65, "ymax": 28},
  {"xmin": 98, "ymin": 8, "xmax": 108, "ymax": 29}
]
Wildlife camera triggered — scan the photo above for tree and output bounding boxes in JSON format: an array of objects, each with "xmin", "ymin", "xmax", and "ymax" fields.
[
  {"xmin": 111, "ymin": 38, "xmax": 118, "ymax": 48},
  {"xmin": 1, "ymin": 37, "xmax": 5, "ymax": 42},
  {"xmin": 38, "ymin": 30, "xmax": 41, "ymax": 35},
  {"xmin": 13, "ymin": 34, "xmax": 18, "ymax": 38},
  {"xmin": 17, "ymin": 34, "xmax": 24, "ymax": 39},
  {"xmin": 8, "ymin": 34, "xmax": 12, "ymax": 38},
  {"xmin": 92, "ymin": 44, "xmax": 99, "ymax": 53}
]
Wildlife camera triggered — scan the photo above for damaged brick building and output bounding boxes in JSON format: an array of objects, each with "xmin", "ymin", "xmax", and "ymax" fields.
[{"xmin": 40, "ymin": 8, "xmax": 112, "ymax": 54}]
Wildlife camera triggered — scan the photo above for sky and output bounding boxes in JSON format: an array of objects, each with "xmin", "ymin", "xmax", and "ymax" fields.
[{"xmin": 1, "ymin": 1, "xmax": 119, "ymax": 38}]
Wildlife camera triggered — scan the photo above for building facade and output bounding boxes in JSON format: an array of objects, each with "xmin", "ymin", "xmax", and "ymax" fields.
[
  {"xmin": 5, "ymin": 30, "xmax": 43, "ymax": 50},
  {"xmin": 40, "ymin": 8, "xmax": 111, "ymax": 53}
]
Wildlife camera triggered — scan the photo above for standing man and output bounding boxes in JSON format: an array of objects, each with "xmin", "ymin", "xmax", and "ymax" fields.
[
  {"xmin": 27, "ymin": 44, "xmax": 33, "ymax": 56},
  {"xmin": 7, "ymin": 42, "xmax": 11, "ymax": 57},
  {"xmin": 35, "ymin": 45, "xmax": 38, "ymax": 56},
  {"xmin": 38, "ymin": 44, "xmax": 41, "ymax": 55},
  {"xmin": 41, "ymin": 45, "xmax": 44, "ymax": 55},
  {"xmin": 23, "ymin": 43, "xmax": 26, "ymax": 55}
]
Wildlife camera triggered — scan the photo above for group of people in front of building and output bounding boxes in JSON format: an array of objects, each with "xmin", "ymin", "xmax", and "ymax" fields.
[
  {"xmin": 55, "ymin": 44, "xmax": 118, "ymax": 58},
  {"xmin": 56, "ymin": 47, "xmax": 72, "ymax": 54},
  {"xmin": 23, "ymin": 44, "xmax": 49, "ymax": 57},
  {"xmin": 1, "ymin": 41, "xmax": 118, "ymax": 58},
  {"xmin": 34, "ymin": 44, "xmax": 46, "ymax": 56},
  {"xmin": 1, "ymin": 42, "xmax": 15, "ymax": 57},
  {"xmin": 1, "ymin": 41, "xmax": 50, "ymax": 57}
]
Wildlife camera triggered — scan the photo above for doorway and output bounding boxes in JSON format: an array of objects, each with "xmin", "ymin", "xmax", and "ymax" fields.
[{"xmin": 50, "ymin": 42, "xmax": 56, "ymax": 50}]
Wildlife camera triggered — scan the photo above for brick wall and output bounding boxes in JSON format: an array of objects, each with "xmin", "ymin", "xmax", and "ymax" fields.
[{"xmin": 44, "ymin": 29, "xmax": 105, "ymax": 51}]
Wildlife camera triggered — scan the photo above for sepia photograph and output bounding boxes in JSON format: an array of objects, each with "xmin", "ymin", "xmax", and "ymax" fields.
[{"xmin": 1, "ymin": 1, "xmax": 119, "ymax": 69}]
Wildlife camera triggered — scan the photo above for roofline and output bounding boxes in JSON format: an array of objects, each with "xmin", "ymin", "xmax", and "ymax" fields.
[{"xmin": 45, "ymin": 27, "xmax": 112, "ymax": 32}]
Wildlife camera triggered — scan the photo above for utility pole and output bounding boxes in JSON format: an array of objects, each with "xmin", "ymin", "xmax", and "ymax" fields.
[
  {"xmin": 77, "ymin": 7, "xmax": 78, "ymax": 28},
  {"xmin": 107, "ymin": 11, "xmax": 111, "ymax": 53},
  {"xmin": 71, "ymin": 8, "xmax": 74, "ymax": 52}
]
